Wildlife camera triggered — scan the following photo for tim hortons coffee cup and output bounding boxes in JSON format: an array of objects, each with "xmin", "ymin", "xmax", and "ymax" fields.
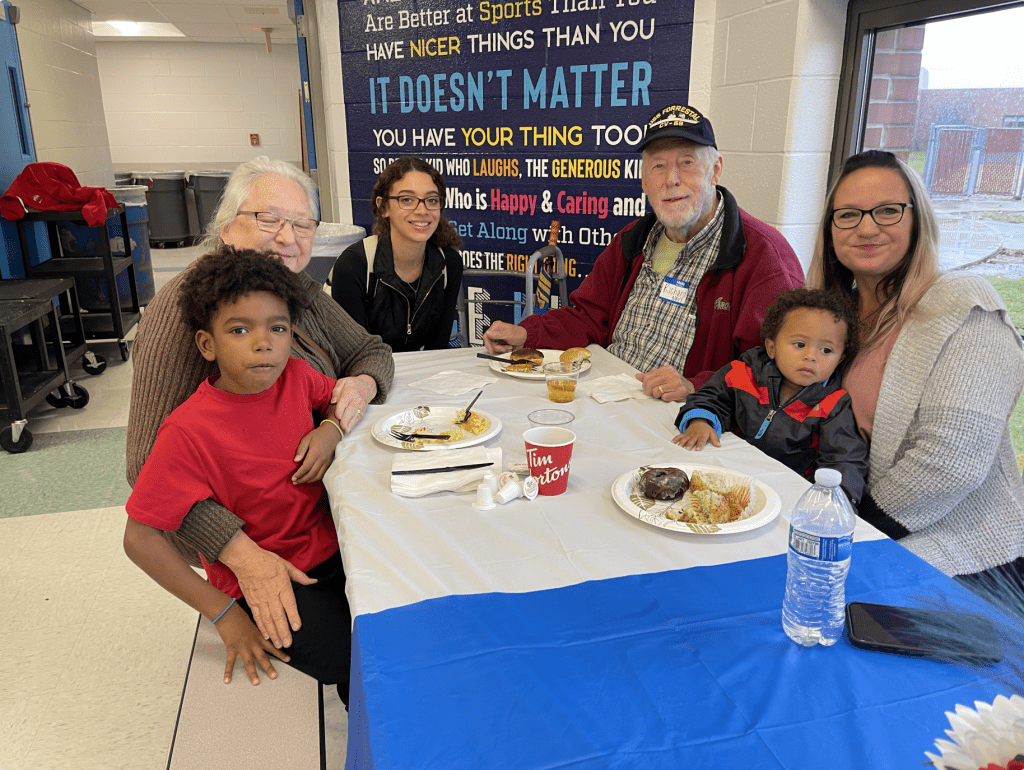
[{"xmin": 523, "ymin": 426, "xmax": 576, "ymax": 495}]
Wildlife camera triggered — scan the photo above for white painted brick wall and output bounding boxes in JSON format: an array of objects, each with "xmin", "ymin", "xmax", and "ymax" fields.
[
  {"xmin": 96, "ymin": 41, "xmax": 303, "ymax": 173},
  {"xmin": 17, "ymin": 0, "xmax": 114, "ymax": 187}
]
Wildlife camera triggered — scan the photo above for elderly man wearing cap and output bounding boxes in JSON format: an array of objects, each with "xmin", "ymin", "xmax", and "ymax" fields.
[{"xmin": 483, "ymin": 104, "xmax": 804, "ymax": 401}]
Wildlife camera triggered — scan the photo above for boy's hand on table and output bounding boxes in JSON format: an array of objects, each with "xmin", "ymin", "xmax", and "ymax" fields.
[
  {"xmin": 672, "ymin": 420, "xmax": 721, "ymax": 451},
  {"xmin": 214, "ymin": 603, "xmax": 290, "ymax": 685},
  {"xmin": 292, "ymin": 423, "xmax": 341, "ymax": 484},
  {"xmin": 220, "ymin": 532, "xmax": 316, "ymax": 649}
]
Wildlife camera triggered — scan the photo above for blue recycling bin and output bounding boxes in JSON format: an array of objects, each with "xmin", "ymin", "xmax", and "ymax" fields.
[{"xmin": 55, "ymin": 185, "xmax": 155, "ymax": 309}]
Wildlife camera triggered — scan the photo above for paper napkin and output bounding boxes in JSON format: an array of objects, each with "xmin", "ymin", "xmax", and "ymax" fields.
[
  {"xmin": 577, "ymin": 373, "xmax": 651, "ymax": 403},
  {"xmin": 391, "ymin": 447, "xmax": 503, "ymax": 498},
  {"xmin": 409, "ymin": 370, "xmax": 499, "ymax": 396}
]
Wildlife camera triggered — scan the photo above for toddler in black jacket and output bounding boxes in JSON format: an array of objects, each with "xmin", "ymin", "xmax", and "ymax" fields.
[{"xmin": 673, "ymin": 288, "xmax": 868, "ymax": 505}]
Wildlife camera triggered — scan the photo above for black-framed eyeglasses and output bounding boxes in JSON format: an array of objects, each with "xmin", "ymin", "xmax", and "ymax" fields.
[
  {"xmin": 830, "ymin": 203, "xmax": 913, "ymax": 229},
  {"xmin": 237, "ymin": 210, "xmax": 319, "ymax": 236},
  {"xmin": 386, "ymin": 195, "xmax": 442, "ymax": 211}
]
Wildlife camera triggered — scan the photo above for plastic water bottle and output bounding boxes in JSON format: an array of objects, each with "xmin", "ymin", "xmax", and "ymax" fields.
[{"xmin": 782, "ymin": 468, "xmax": 856, "ymax": 646}]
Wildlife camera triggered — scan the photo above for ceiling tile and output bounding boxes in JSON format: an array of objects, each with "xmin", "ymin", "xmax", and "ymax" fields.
[{"xmin": 80, "ymin": 0, "xmax": 295, "ymax": 43}]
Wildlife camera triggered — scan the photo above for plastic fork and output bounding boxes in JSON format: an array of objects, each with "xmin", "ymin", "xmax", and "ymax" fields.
[
  {"xmin": 456, "ymin": 390, "xmax": 483, "ymax": 424},
  {"xmin": 390, "ymin": 426, "xmax": 451, "ymax": 442}
]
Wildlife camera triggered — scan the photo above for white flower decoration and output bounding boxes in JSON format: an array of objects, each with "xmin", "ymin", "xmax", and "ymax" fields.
[{"xmin": 925, "ymin": 695, "xmax": 1024, "ymax": 769}]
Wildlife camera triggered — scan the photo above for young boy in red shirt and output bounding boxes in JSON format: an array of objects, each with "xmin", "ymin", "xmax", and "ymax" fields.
[{"xmin": 124, "ymin": 246, "xmax": 351, "ymax": 703}]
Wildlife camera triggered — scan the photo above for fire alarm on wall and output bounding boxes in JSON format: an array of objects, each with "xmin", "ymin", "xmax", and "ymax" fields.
[{"xmin": 249, "ymin": 133, "xmax": 260, "ymax": 146}]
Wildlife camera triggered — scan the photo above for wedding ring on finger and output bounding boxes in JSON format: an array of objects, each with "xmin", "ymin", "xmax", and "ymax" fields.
[{"xmin": 656, "ymin": 385, "xmax": 664, "ymax": 396}]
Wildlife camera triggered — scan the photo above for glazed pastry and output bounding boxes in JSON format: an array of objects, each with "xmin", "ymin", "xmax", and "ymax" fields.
[{"xmin": 639, "ymin": 467, "xmax": 690, "ymax": 501}]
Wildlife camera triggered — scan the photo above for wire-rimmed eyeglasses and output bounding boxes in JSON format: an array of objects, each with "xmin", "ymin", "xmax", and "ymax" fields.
[
  {"xmin": 237, "ymin": 210, "xmax": 319, "ymax": 236},
  {"xmin": 830, "ymin": 203, "xmax": 913, "ymax": 229},
  {"xmin": 386, "ymin": 195, "xmax": 443, "ymax": 211}
]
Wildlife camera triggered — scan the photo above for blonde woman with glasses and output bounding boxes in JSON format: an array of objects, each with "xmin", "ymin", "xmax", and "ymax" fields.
[
  {"xmin": 331, "ymin": 156, "xmax": 463, "ymax": 351},
  {"xmin": 808, "ymin": 149, "xmax": 1024, "ymax": 608},
  {"xmin": 126, "ymin": 157, "xmax": 394, "ymax": 696}
]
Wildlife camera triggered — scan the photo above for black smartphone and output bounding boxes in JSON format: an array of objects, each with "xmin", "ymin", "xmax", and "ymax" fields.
[{"xmin": 846, "ymin": 601, "xmax": 1003, "ymax": 664}]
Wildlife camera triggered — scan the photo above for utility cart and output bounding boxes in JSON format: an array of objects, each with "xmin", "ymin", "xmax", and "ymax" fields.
[
  {"xmin": 0, "ymin": 277, "xmax": 90, "ymax": 453},
  {"xmin": 16, "ymin": 207, "xmax": 141, "ymax": 361}
]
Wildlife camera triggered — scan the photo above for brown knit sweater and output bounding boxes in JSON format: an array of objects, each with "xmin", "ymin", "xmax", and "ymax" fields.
[{"xmin": 126, "ymin": 267, "xmax": 394, "ymax": 562}]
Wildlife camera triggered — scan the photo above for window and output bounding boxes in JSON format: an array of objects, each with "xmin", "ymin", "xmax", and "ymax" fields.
[
  {"xmin": 834, "ymin": 0, "xmax": 1024, "ymax": 273},
  {"xmin": 834, "ymin": 0, "xmax": 1024, "ymax": 465}
]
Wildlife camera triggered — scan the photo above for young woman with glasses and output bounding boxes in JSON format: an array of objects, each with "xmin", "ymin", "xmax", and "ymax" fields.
[
  {"xmin": 331, "ymin": 156, "xmax": 464, "ymax": 351},
  {"xmin": 808, "ymin": 149, "xmax": 1024, "ymax": 607}
]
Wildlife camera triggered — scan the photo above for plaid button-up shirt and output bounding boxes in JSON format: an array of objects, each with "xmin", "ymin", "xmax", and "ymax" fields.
[{"xmin": 608, "ymin": 195, "xmax": 725, "ymax": 372}]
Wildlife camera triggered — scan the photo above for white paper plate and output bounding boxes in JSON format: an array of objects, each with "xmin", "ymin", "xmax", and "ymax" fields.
[
  {"xmin": 372, "ymin": 406, "xmax": 502, "ymax": 451},
  {"xmin": 487, "ymin": 349, "xmax": 592, "ymax": 380},
  {"xmin": 611, "ymin": 463, "xmax": 782, "ymax": 535}
]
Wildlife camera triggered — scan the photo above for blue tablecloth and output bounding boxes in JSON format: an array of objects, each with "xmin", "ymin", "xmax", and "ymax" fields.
[{"xmin": 346, "ymin": 539, "xmax": 1013, "ymax": 769}]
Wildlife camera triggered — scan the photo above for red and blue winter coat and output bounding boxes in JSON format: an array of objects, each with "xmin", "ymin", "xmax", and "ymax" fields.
[{"xmin": 675, "ymin": 346, "xmax": 868, "ymax": 505}]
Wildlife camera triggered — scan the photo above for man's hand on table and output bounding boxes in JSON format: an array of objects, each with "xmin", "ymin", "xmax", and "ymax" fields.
[
  {"xmin": 637, "ymin": 366, "xmax": 694, "ymax": 402},
  {"xmin": 219, "ymin": 531, "xmax": 317, "ymax": 649},
  {"xmin": 483, "ymin": 321, "xmax": 528, "ymax": 354}
]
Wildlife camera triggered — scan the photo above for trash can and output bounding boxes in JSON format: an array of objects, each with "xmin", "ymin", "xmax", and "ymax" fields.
[
  {"xmin": 56, "ymin": 185, "xmax": 156, "ymax": 310},
  {"xmin": 187, "ymin": 171, "xmax": 231, "ymax": 239},
  {"xmin": 309, "ymin": 223, "xmax": 365, "ymax": 286},
  {"xmin": 132, "ymin": 171, "xmax": 189, "ymax": 246}
]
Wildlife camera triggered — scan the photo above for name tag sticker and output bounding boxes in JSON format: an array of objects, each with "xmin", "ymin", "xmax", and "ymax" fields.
[{"xmin": 659, "ymin": 276, "xmax": 690, "ymax": 307}]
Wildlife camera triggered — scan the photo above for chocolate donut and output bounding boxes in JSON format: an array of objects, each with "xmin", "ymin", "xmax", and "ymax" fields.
[
  {"xmin": 511, "ymin": 346, "xmax": 544, "ymax": 364},
  {"xmin": 639, "ymin": 467, "xmax": 690, "ymax": 501}
]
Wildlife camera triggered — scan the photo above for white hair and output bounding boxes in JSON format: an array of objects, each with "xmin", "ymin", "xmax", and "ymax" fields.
[{"xmin": 201, "ymin": 156, "xmax": 319, "ymax": 248}]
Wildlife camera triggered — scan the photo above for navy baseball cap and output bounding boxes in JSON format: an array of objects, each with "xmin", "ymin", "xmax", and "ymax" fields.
[{"xmin": 638, "ymin": 104, "xmax": 717, "ymax": 151}]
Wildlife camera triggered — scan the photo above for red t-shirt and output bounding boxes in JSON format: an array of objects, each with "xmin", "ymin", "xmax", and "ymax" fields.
[{"xmin": 127, "ymin": 357, "xmax": 340, "ymax": 599}]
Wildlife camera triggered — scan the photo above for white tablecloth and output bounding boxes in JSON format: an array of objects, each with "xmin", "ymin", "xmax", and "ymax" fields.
[{"xmin": 325, "ymin": 346, "xmax": 885, "ymax": 620}]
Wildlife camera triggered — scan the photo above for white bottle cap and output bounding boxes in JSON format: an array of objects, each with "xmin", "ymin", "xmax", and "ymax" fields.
[
  {"xmin": 495, "ymin": 480, "xmax": 522, "ymax": 504},
  {"xmin": 472, "ymin": 482, "xmax": 496, "ymax": 510},
  {"xmin": 814, "ymin": 468, "xmax": 842, "ymax": 487},
  {"xmin": 482, "ymin": 471, "xmax": 499, "ymax": 494}
]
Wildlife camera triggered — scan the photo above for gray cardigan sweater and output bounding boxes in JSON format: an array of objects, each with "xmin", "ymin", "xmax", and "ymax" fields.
[{"xmin": 861, "ymin": 274, "xmax": 1024, "ymax": 576}]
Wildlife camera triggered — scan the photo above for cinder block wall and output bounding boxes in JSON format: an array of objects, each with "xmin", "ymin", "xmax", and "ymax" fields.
[
  {"xmin": 96, "ymin": 41, "xmax": 302, "ymax": 173},
  {"xmin": 17, "ymin": 0, "xmax": 114, "ymax": 187}
]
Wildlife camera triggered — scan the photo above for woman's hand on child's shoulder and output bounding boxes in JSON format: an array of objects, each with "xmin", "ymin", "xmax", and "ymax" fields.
[{"xmin": 672, "ymin": 419, "xmax": 721, "ymax": 451}]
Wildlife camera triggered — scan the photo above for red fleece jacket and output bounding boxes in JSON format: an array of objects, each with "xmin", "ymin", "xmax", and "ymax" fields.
[
  {"xmin": 1, "ymin": 162, "xmax": 117, "ymax": 227},
  {"xmin": 519, "ymin": 187, "xmax": 805, "ymax": 389}
]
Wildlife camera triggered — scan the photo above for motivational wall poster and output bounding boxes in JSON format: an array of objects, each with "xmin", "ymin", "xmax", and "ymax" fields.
[{"xmin": 338, "ymin": 0, "xmax": 694, "ymax": 344}]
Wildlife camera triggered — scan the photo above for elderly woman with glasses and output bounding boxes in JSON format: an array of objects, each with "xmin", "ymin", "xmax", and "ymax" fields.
[
  {"xmin": 330, "ymin": 156, "xmax": 463, "ymax": 351},
  {"xmin": 808, "ymin": 149, "xmax": 1024, "ymax": 603},
  {"xmin": 126, "ymin": 157, "xmax": 394, "ymax": 694}
]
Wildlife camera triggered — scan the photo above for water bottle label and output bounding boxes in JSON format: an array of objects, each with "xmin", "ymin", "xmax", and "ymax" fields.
[{"xmin": 789, "ymin": 528, "xmax": 852, "ymax": 561}]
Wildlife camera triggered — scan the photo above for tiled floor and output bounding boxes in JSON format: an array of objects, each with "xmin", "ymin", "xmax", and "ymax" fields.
[{"xmin": 1, "ymin": 245, "xmax": 348, "ymax": 769}]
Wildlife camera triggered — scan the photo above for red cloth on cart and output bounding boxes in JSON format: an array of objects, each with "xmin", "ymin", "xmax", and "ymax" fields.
[{"xmin": 0, "ymin": 162, "xmax": 117, "ymax": 227}]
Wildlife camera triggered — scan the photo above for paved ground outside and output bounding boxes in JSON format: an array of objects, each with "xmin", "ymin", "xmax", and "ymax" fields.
[{"xmin": 935, "ymin": 196, "xmax": 1024, "ymax": 278}]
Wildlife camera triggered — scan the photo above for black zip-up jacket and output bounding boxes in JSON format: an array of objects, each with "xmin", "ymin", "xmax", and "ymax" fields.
[
  {"xmin": 675, "ymin": 346, "xmax": 868, "ymax": 505},
  {"xmin": 331, "ymin": 238, "xmax": 463, "ymax": 352}
]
